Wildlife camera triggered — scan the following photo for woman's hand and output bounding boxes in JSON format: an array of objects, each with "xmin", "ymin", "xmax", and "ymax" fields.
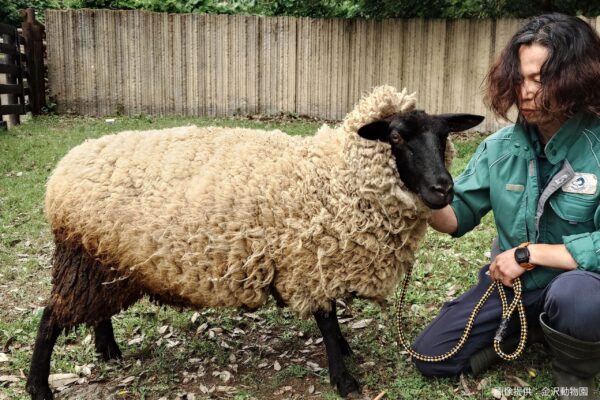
[
  {"xmin": 488, "ymin": 248, "xmax": 527, "ymax": 287},
  {"xmin": 488, "ymin": 244, "xmax": 578, "ymax": 287}
]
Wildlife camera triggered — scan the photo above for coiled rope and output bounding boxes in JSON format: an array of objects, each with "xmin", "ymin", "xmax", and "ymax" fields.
[{"xmin": 396, "ymin": 262, "xmax": 528, "ymax": 362}]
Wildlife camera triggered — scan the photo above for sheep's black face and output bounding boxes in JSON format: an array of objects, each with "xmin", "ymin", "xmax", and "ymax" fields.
[{"xmin": 358, "ymin": 110, "xmax": 484, "ymax": 209}]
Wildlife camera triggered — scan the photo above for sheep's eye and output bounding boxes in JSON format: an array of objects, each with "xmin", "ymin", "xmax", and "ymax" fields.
[{"xmin": 390, "ymin": 131, "xmax": 403, "ymax": 144}]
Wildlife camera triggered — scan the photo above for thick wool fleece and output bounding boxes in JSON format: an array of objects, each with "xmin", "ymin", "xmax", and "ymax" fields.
[{"xmin": 45, "ymin": 86, "xmax": 454, "ymax": 318}]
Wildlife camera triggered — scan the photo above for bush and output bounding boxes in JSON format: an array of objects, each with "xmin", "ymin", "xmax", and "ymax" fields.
[{"xmin": 1, "ymin": 0, "xmax": 599, "ymax": 26}]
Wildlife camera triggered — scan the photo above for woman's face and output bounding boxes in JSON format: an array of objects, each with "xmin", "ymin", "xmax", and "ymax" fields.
[{"xmin": 517, "ymin": 43, "xmax": 549, "ymax": 125}]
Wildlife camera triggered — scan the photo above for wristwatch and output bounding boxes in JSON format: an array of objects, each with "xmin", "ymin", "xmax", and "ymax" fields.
[{"xmin": 514, "ymin": 242, "xmax": 536, "ymax": 270}]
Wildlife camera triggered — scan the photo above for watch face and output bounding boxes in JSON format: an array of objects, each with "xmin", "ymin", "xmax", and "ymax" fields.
[{"xmin": 515, "ymin": 247, "xmax": 529, "ymax": 264}]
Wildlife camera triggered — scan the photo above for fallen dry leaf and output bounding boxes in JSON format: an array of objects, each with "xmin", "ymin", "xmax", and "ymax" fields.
[
  {"xmin": 350, "ymin": 319, "xmax": 373, "ymax": 329},
  {"xmin": 410, "ymin": 304, "xmax": 421, "ymax": 313},
  {"xmin": 459, "ymin": 373, "xmax": 474, "ymax": 395},
  {"xmin": 127, "ymin": 335, "xmax": 144, "ymax": 345},
  {"xmin": 213, "ymin": 370, "xmax": 232, "ymax": 383},
  {"xmin": 191, "ymin": 312, "xmax": 200, "ymax": 323},
  {"xmin": 196, "ymin": 323, "xmax": 209, "ymax": 334},
  {"xmin": 373, "ymin": 391, "xmax": 387, "ymax": 400},
  {"xmin": 447, "ymin": 285, "xmax": 458, "ymax": 298},
  {"xmin": 158, "ymin": 325, "xmax": 169, "ymax": 335},
  {"xmin": 0, "ymin": 353, "xmax": 9, "ymax": 363},
  {"xmin": 0, "ymin": 375, "xmax": 19, "ymax": 383},
  {"xmin": 82, "ymin": 334, "xmax": 92, "ymax": 345},
  {"xmin": 306, "ymin": 361, "xmax": 322, "ymax": 371},
  {"xmin": 243, "ymin": 312, "xmax": 261, "ymax": 320},
  {"xmin": 476, "ymin": 378, "xmax": 488, "ymax": 391},
  {"xmin": 199, "ymin": 384, "xmax": 214, "ymax": 394},
  {"xmin": 491, "ymin": 388, "xmax": 502, "ymax": 399},
  {"xmin": 74, "ymin": 364, "xmax": 93, "ymax": 376},
  {"xmin": 216, "ymin": 386, "xmax": 236, "ymax": 393},
  {"xmin": 273, "ymin": 361, "xmax": 281, "ymax": 371},
  {"xmin": 118, "ymin": 376, "xmax": 136, "ymax": 386},
  {"xmin": 274, "ymin": 386, "xmax": 293, "ymax": 395},
  {"xmin": 48, "ymin": 373, "xmax": 79, "ymax": 388}
]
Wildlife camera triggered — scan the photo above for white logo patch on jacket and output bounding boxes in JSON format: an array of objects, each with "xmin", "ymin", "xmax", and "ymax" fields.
[{"xmin": 562, "ymin": 173, "xmax": 598, "ymax": 195}]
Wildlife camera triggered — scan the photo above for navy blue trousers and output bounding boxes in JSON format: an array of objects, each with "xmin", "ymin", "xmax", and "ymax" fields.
[{"xmin": 412, "ymin": 264, "xmax": 600, "ymax": 377}]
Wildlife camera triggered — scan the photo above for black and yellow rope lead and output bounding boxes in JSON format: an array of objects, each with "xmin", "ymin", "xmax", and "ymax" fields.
[{"xmin": 396, "ymin": 262, "xmax": 528, "ymax": 362}]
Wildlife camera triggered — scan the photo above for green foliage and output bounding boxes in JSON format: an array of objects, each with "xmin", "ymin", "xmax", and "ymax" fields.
[
  {"xmin": 355, "ymin": 0, "xmax": 600, "ymax": 18},
  {"xmin": 0, "ymin": 0, "xmax": 59, "ymax": 25},
  {"xmin": 1, "ymin": 0, "xmax": 599, "ymax": 25}
]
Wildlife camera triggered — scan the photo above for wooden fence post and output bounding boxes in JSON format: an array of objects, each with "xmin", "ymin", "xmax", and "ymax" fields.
[{"xmin": 21, "ymin": 8, "xmax": 45, "ymax": 115}]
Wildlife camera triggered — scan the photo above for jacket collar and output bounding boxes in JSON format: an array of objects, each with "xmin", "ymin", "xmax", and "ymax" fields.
[{"xmin": 509, "ymin": 112, "xmax": 588, "ymax": 164}]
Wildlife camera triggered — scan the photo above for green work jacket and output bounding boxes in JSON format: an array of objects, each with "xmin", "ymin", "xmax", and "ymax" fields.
[{"xmin": 451, "ymin": 112, "xmax": 600, "ymax": 291}]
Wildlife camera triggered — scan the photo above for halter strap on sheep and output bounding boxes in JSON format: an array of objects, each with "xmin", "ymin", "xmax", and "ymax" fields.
[{"xmin": 395, "ymin": 261, "xmax": 528, "ymax": 362}]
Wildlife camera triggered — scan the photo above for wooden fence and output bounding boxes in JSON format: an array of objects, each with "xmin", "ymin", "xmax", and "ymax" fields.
[
  {"xmin": 0, "ymin": 23, "xmax": 28, "ymax": 129},
  {"xmin": 45, "ymin": 10, "xmax": 600, "ymax": 132},
  {"xmin": 0, "ymin": 9, "xmax": 46, "ymax": 129}
]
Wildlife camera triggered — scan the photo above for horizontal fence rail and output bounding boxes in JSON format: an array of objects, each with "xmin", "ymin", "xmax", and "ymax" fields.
[
  {"xmin": 45, "ymin": 10, "xmax": 600, "ymax": 132},
  {"xmin": 0, "ymin": 22, "xmax": 28, "ymax": 127}
]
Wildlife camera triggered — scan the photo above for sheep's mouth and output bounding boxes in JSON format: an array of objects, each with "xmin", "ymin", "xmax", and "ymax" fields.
[{"xmin": 419, "ymin": 190, "xmax": 454, "ymax": 210}]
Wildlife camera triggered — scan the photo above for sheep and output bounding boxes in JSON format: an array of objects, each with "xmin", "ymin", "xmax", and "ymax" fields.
[{"xmin": 26, "ymin": 85, "xmax": 484, "ymax": 399}]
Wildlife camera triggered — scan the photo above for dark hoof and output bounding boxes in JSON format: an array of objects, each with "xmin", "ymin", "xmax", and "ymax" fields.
[
  {"xmin": 26, "ymin": 381, "xmax": 54, "ymax": 400},
  {"xmin": 333, "ymin": 370, "xmax": 360, "ymax": 397},
  {"xmin": 96, "ymin": 340, "xmax": 122, "ymax": 361}
]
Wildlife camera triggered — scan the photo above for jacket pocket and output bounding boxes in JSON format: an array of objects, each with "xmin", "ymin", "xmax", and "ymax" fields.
[{"xmin": 549, "ymin": 192, "xmax": 597, "ymax": 223}]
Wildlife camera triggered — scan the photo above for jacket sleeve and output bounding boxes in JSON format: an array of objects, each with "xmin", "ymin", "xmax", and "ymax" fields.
[
  {"xmin": 450, "ymin": 140, "xmax": 493, "ymax": 237},
  {"xmin": 562, "ymin": 207, "xmax": 600, "ymax": 272}
]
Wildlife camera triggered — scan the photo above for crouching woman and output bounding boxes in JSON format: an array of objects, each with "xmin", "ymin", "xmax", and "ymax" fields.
[{"xmin": 413, "ymin": 13, "xmax": 600, "ymax": 400}]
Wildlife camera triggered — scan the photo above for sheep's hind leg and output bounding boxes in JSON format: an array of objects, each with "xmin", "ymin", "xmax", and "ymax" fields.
[
  {"xmin": 26, "ymin": 305, "xmax": 62, "ymax": 400},
  {"xmin": 314, "ymin": 306, "xmax": 360, "ymax": 397},
  {"xmin": 27, "ymin": 237, "xmax": 142, "ymax": 400},
  {"xmin": 94, "ymin": 319, "xmax": 122, "ymax": 361}
]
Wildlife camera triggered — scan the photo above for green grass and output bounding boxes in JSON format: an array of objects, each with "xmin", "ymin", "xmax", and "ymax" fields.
[{"xmin": 0, "ymin": 115, "xmax": 557, "ymax": 399}]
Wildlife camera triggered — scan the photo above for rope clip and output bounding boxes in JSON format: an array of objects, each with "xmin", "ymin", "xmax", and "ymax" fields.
[{"xmin": 494, "ymin": 318, "xmax": 508, "ymax": 342}]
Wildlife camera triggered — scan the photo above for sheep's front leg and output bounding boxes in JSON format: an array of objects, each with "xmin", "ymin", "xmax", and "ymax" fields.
[
  {"xmin": 314, "ymin": 305, "xmax": 360, "ymax": 397},
  {"xmin": 329, "ymin": 302, "xmax": 352, "ymax": 356},
  {"xmin": 94, "ymin": 319, "xmax": 122, "ymax": 361}
]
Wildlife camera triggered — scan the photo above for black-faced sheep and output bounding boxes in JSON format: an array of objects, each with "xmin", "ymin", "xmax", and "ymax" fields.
[{"xmin": 26, "ymin": 86, "xmax": 483, "ymax": 399}]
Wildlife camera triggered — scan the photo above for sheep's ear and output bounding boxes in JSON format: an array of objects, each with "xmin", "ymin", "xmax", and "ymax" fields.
[
  {"xmin": 357, "ymin": 120, "xmax": 390, "ymax": 142},
  {"xmin": 438, "ymin": 114, "xmax": 484, "ymax": 133}
]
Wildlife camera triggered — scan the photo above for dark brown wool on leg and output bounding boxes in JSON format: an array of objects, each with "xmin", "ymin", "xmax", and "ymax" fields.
[{"xmin": 26, "ymin": 237, "xmax": 142, "ymax": 400}]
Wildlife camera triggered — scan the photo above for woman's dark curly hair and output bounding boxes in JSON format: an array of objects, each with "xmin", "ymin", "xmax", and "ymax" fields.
[{"xmin": 485, "ymin": 14, "xmax": 600, "ymax": 121}]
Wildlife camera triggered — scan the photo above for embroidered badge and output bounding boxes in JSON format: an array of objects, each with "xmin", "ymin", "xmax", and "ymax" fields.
[{"xmin": 561, "ymin": 173, "xmax": 598, "ymax": 195}]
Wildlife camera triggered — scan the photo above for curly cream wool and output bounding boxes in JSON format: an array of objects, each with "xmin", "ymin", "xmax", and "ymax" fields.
[{"xmin": 45, "ymin": 86, "xmax": 454, "ymax": 318}]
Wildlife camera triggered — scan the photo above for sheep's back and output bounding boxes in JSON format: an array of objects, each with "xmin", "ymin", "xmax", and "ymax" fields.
[{"xmin": 45, "ymin": 125, "xmax": 306, "ymax": 309}]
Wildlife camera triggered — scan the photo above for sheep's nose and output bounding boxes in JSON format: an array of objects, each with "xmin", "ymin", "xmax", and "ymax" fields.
[{"xmin": 430, "ymin": 180, "xmax": 453, "ymax": 196}]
